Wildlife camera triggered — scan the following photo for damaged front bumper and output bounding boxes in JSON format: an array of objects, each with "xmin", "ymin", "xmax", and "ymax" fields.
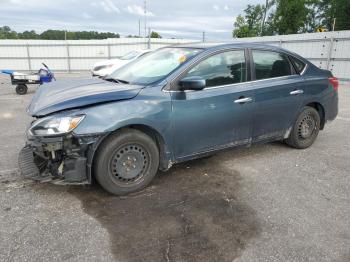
[{"xmin": 18, "ymin": 133, "xmax": 103, "ymax": 185}]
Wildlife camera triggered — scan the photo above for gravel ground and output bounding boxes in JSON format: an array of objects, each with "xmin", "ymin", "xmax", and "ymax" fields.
[{"xmin": 0, "ymin": 73, "xmax": 349, "ymax": 262}]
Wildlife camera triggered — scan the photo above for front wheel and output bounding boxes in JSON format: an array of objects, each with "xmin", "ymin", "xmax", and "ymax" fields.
[
  {"xmin": 286, "ymin": 106, "xmax": 321, "ymax": 149},
  {"xmin": 94, "ymin": 129, "xmax": 159, "ymax": 195},
  {"xmin": 15, "ymin": 84, "xmax": 28, "ymax": 95}
]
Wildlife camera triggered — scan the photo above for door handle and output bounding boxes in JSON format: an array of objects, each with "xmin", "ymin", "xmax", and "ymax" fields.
[
  {"xmin": 290, "ymin": 89, "xmax": 304, "ymax": 95},
  {"xmin": 234, "ymin": 97, "xmax": 253, "ymax": 104}
]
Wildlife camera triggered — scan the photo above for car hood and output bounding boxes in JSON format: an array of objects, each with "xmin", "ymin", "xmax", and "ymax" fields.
[{"xmin": 27, "ymin": 78, "xmax": 143, "ymax": 117}]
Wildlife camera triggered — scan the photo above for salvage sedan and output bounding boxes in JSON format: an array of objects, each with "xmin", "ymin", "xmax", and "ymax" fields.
[{"xmin": 19, "ymin": 43, "xmax": 338, "ymax": 195}]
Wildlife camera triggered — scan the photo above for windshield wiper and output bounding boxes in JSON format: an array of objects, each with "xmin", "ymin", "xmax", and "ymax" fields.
[{"xmin": 103, "ymin": 77, "xmax": 129, "ymax": 84}]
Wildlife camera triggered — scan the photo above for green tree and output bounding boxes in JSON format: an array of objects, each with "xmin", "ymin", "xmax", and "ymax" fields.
[
  {"xmin": 0, "ymin": 26, "xmax": 18, "ymax": 39},
  {"xmin": 263, "ymin": 12, "xmax": 277, "ymax": 35},
  {"xmin": 304, "ymin": 1, "xmax": 321, "ymax": 32},
  {"xmin": 261, "ymin": 0, "xmax": 276, "ymax": 35},
  {"xmin": 39, "ymin": 30, "xmax": 119, "ymax": 40},
  {"xmin": 18, "ymin": 30, "xmax": 39, "ymax": 39},
  {"xmin": 40, "ymin": 30, "xmax": 65, "ymax": 40},
  {"xmin": 273, "ymin": 0, "xmax": 309, "ymax": 34},
  {"xmin": 245, "ymin": 4, "xmax": 264, "ymax": 34},
  {"xmin": 318, "ymin": 0, "xmax": 350, "ymax": 30},
  {"xmin": 149, "ymin": 31, "xmax": 162, "ymax": 38},
  {"xmin": 233, "ymin": 0, "xmax": 350, "ymax": 37},
  {"xmin": 0, "ymin": 27, "xmax": 121, "ymax": 40},
  {"xmin": 267, "ymin": 0, "xmax": 321, "ymax": 34},
  {"xmin": 233, "ymin": 3, "xmax": 273, "ymax": 38},
  {"xmin": 233, "ymin": 15, "xmax": 253, "ymax": 38}
]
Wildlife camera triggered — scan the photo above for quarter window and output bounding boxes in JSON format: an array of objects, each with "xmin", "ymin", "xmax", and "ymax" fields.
[
  {"xmin": 289, "ymin": 56, "xmax": 306, "ymax": 74},
  {"xmin": 185, "ymin": 50, "xmax": 247, "ymax": 88},
  {"xmin": 252, "ymin": 50, "xmax": 292, "ymax": 80}
]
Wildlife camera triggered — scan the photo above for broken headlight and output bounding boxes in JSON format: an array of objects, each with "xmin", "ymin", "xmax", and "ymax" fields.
[{"xmin": 29, "ymin": 115, "xmax": 85, "ymax": 136}]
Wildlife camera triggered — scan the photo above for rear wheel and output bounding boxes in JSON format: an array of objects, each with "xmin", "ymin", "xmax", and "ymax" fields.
[
  {"xmin": 15, "ymin": 84, "xmax": 28, "ymax": 95},
  {"xmin": 94, "ymin": 129, "xmax": 159, "ymax": 195},
  {"xmin": 286, "ymin": 106, "xmax": 320, "ymax": 149}
]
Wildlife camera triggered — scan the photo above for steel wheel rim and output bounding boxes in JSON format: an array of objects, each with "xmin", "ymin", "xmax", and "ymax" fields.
[
  {"xmin": 109, "ymin": 143, "xmax": 150, "ymax": 186},
  {"xmin": 298, "ymin": 114, "xmax": 317, "ymax": 139}
]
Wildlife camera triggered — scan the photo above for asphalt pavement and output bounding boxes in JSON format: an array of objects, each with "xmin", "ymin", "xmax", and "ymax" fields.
[{"xmin": 0, "ymin": 73, "xmax": 349, "ymax": 262}]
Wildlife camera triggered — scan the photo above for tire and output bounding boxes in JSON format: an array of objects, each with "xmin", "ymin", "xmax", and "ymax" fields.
[
  {"xmin": 15, "ymin": 84, "xmax": 28, "ymax": 95},
  {"xmin": 94, "ymin": 129, "xmax": 159, "ymax": 195},
  {"xmin": 286, "ymin": 106, "xmax": 321, "ymax": 149}
]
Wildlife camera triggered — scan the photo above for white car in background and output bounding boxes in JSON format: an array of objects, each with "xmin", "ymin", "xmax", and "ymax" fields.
[{"xmin": 91, "ymin": 49, "xmax": 151, "ymax": 77}]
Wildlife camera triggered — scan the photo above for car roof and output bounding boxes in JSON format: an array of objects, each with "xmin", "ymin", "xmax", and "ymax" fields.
[
  {"xmin": 172, "ymin": 41, "xmax": 306, "ymax": 62},
  {"xmin": 174, "ymin": 42, "xmax": 286, "ymax": 52}
]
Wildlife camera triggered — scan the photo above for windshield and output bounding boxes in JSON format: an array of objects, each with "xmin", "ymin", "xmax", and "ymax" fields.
[
  {"xmin": 108, "ymin": 47, "xmax": 202, "ymax": 85},
  {"xmin": 120, "ymin": 51, "xmax": 141, "ymax": 60}
]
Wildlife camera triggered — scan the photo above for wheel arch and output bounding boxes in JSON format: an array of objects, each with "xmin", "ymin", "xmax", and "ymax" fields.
[
  {"xmin": 124, "ymin": 124, "xmax": 173, "ymax": 171},
  {"xmin": 88, "ymin": 124, "xmax": 173, "ymax": 182},
  {"xmin": 305, "ymin": 102, "xmax": 325, "ymax": 130}
]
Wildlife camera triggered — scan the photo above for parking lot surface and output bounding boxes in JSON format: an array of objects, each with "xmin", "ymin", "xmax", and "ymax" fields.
[{"xmin": 0, "ymin": 73, "xmax": 349, "ymax": 262}]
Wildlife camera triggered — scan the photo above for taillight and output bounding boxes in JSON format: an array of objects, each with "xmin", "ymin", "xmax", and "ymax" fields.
[{"xmin": 329, "ymin": 77, "xmax": 339, "ymax": 92}]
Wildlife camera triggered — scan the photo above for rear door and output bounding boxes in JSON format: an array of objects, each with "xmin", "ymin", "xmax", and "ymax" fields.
[
  {"xmin": 170, "ymin": 49, "xmax": 255, "ymax": 159},
  {"xmin": 250, "ymin": 49, "xmax": 305, "ymax": 142}
]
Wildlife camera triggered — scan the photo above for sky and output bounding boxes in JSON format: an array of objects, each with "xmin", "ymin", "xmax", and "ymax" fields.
[{"xmin": 0, "ymin": 0, "xmax": 263, "ymax": 40}]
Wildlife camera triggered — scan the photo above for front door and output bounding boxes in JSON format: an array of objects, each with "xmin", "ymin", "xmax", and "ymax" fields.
[{"xmin": 171, "ymin": 49, "xmax": 255, "ymax": 160}]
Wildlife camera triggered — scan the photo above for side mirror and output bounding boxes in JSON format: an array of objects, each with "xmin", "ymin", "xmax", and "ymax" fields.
[{"xmin": 179, "ymin": 76, "xmax": 206, "ymax": 91}]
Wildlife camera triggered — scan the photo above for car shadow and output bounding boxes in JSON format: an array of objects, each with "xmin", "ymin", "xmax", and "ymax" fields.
[{"xmin": 68, "ymin": 149, "xmax": 262, "ymax": 262}]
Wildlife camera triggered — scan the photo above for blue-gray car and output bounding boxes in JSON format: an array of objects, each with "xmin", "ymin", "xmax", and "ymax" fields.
[{"xmin": 19, "ymin": 43, "xmax": 339, "ymax": 195}]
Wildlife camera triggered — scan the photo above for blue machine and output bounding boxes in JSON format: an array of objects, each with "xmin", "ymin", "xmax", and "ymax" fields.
[{"xmin": 1, "ymin": 63, "xmax": 55, "ymax": 95}]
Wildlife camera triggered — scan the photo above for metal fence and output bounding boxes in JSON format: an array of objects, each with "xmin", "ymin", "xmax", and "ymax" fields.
[
  {"xmin": 231, "ymin": 30, "xmax": 350, "ymax": 80},
  {"xmin": 0, "ymin": 38, "xmax": 199, "ymax": 72},
  {"xmin": 0, "ymin": 30, "xmax": 349, "ymax": 80}
]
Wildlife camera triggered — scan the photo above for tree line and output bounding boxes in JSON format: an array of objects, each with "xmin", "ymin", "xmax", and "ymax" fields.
[
  {"xmin": 233, "ymin": 0, "xmax": 350, "ymax": 38},
  {"xmin": 0, "ymin": 26, "xmax": 163, "ymax": 40}
]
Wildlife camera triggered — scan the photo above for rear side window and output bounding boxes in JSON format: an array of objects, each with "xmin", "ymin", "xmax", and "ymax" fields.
[
  {"xmin": 252, "ymin": 50, "xmax": 292, "ymax": 80},
  {"xmin": 289, "ymin": 56, "xmax": 306, "ymax": 74},
  {"xmin": 186, "ymin": 50, "xmax": 247, "ymax": 87}
]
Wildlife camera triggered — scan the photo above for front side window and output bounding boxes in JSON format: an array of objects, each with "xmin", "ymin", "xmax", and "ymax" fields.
[
  {"xmin": 185, "ymin": 50, "xmax": 247, "ymax": 88},
  {"xmin": 252, "ymin": 50, "xmax": 292, "ymax": 80},
  {"xmin": 109, "ymin": 48, "xmax": 201, "ymax": 85}
]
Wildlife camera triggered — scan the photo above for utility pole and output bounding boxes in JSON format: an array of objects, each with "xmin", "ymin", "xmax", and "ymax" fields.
[
  {"xmin": 261, "ymin": 0, "xmax": 269, "ymax": 36},
  {"xmin": 202, "ymin": 31, "xmax": 205, "ymax": 42},
  {"xmin": 147, "ymin": 27, "xmax": 151, "ymax": 49},
  {"xmin": 138, "ymin": 19, "xmax": 141, "ymax": 37},
  {"xmin": 332, "ymin": 18, "xmax": 336, "ymax": 31},
  {"xmin": 144, "ymin": 0, "xmax": 147, "ymax": 38}
]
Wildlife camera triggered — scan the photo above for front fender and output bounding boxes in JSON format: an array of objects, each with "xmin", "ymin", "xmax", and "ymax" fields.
[
  {"xmin": 73, "ymin": 86, "xmax": 173, "ymax": 161},
  {"xmin": 74, "ymin": 89, "xmax": 170, "ymax": 132}
]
